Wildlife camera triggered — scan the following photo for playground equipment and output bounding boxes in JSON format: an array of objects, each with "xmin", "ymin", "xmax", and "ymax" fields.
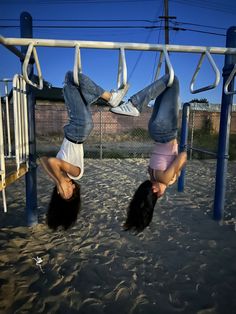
[
  {"xmin": 0, "ymin": 12, "xmax": 235, "ymax": 225},
  {"xmin": 0, "ymin": 76, "xmax": 29, "ymax": 213}
]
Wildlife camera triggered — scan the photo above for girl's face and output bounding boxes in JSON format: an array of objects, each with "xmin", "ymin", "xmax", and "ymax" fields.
[
  {"xmin": 57, "ymin": 178, "xmax": 76, "ymax": 200},
  {"xmin": 152, "ymin": 181, "xmax": 166, "ymax": 198}
]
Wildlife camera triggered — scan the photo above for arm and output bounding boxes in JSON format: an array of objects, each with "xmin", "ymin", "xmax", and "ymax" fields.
[
  {"xmin": 154, "ymin": 152, "xmax": 187, "ymax": 186},
  {"xmin": 40, "ymin": 157, "xmax": 80, "ymax": 182},
  {"xmin": 40, "ymin": 157, "xmax": 81, "ymax": 199}
]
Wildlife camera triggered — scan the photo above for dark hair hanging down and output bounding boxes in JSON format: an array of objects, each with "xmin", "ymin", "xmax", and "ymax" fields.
[
  {"xmin": 46, "ymin": 181, "xmax": 81, "ymax": 231},
  {"xmin": 123, "ymin": 180, "xmax": 158, "ymax": 233}
]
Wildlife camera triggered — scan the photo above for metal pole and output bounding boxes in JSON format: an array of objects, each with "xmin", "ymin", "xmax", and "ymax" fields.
[
  {"xmin": 178, "ymin": 103, "xmax": 190, "ymax": 192},
  {"xmin": 2, "ymin": 36, "xmax": 236, "ymax": 55},
  {"xmin": 4, "ymin": 81, "xmax": 12, "ymax": 157},
  {"xmin": 99, "ymin": 108, "xmax": 103, "ymax": 160},
  {"xmin": 213, "ymin": 26, "xmax": 236, "ymax": 221},
  {"xmin": 20, "ymin": 12, "xmax": 38, "ymax": 226},
  {"xmin": 164, "ymin": 0, "xmax": 169, "ymax": 75}
]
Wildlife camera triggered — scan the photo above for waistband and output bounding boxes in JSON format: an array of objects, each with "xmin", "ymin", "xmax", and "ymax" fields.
[{"xmin": 65, "ymin": 136, "xmax": 84, "ymax": 144}]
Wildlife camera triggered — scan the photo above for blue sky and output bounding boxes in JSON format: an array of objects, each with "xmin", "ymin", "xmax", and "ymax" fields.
[{"xmin": 0, "ymin": 0, "xmax": 236, "ymax": 104}]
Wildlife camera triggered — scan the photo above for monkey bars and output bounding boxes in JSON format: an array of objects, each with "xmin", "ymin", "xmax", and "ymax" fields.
[
  {"xmin": 0, "ymin": 23, "xmax": 236, "ymax": 223},
  {"xmin": 1, "ymin": 35, "xmax": 236, "ymax": 94}
]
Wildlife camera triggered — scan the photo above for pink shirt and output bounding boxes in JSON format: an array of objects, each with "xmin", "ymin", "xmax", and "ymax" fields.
[
  {"xmin": 149, "ymin": 142, "xmax": 178, "ymax": 171},
  {"xmin": 148, "ymin": 142, "xmax": 178, "ymax": 194}
]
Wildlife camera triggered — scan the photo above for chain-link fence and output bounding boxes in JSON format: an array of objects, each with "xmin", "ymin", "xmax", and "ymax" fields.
[
  {"xmin": 35, "ymin": 101, "xmax": 236, "ymax": 159},
  {"xmin": 36, "ymin": 104, "xmax": 154, "ymax": 158},
  {"xmin": 186, "ymin": 103, "xmax": 236, "ymax": 160},
  {"xmin": 1, "ymin": 76, "xmax": 235, "ymax": 160}
]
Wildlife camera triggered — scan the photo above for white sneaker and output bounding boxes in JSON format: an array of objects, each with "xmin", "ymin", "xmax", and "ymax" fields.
[
  {"xmin": 110, "ymin": 101, "xmax": 140, "ymax": 117},
  {"xmin": 109, "ymin": 84, "xmax": 130, "ymax": 107}
]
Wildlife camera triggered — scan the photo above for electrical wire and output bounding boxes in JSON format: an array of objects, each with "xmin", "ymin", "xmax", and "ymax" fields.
[
  {"xmin": 170, "ymin": 0, "xmax": 236, "ymax": 15},
  {"xmin": 170, "ymin": 20, "xmax": 227, "ymax": 31},
  {"xmin": 0, "ymin": 0, "xmax": 160, "ymax": 4},
  {"xmin": 0, "ymin": 24, "xmax": 226, "ymax": 36},
  {"xmin": 0, "ymin": 18, "xmax": 163, "ymax": 23},
  {"xmin": 128, "ymin": 3, "xmax": 163, "ymax": 82}
]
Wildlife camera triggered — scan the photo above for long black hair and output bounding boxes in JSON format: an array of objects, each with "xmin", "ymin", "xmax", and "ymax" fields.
[
  {"xmin": 123, "ymin": 180, "xmax": 157, "ymax": 233},
  {"xmin": 46, "ymin": 181, "xmax": 81, "ymax": 231}
]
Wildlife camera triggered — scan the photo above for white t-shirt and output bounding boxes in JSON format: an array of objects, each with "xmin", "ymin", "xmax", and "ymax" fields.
[{"xmin": 56, "ymin": 138, "xmax": 84, "ymax": 181}]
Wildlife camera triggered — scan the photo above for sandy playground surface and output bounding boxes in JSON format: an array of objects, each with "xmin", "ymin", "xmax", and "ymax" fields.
[{"xmin": 0, "ymin": 159, "xmax": 236, "ymax": 314}]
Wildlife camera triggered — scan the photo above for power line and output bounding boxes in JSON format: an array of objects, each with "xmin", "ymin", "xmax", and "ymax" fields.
[
  {"xmin": 0, "ymin": 24, "xmax": 226, "ymax": 36},
  {"xmin": 0, "ymin": 18, "xmax": 162, "ymax": 23},
  {"xmin": 0, "ymin": 18, "xmax": 228, "ymax": 32},
  {"xmin": 170, "ymin": 20, "xmax": 227, "ymax": 31},
  {"xmin": 128, "ymin": 3, "xmax": 163, "ymax": 82},
  {"xmin": 0, "ymin": 25, "xmax": 164, "ymax": 29},
  {"xmin": 0, "ymin": 0, "xmax": 160, "ymax": 3},
  {"xmin": 152, "ymin": 2, "xmax": 164, "ymax": 82},
  {"xmin": 171, "ymin": 26, "xmax": 225, "ymax": 37},
  {"xmin": 170, "ymin": 0, "xmax": 236, "ymax": 15}
]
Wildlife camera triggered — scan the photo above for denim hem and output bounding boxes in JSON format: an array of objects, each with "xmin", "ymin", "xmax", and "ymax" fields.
[{"xmin": 153, "ymin": 135, "xmax": 177, "ymax": 143}]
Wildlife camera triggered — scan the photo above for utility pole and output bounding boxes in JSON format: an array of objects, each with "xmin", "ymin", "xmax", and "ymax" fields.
[
  {"xmin": 159, "ymin": 0, "xmax": 176, "ymax": 73},
  {"xmin": 164, "ymin": 0, "xmax": 170, "ymax": 47}
]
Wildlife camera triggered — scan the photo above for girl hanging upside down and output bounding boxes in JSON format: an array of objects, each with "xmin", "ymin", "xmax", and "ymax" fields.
[
  {"xmin": 111, "ymin": 74, "xmax": 187, "ymax": 233},
  {"xmin": 40, "ymin": 71, "xmax": 129, "ymax": 230}
]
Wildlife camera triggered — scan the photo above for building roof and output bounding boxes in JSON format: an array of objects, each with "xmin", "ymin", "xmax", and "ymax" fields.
[{"xmin": 34, "ymin": 86, "xmax": 64, "ymax": 101}]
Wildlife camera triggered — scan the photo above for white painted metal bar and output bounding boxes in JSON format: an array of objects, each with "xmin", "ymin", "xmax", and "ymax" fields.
[
  {"xmin": 19, "ymin": 78, "xmax": 24, "ymax": 160},
  {"xmin": 1, "ymin": 35, "xmax": 236, "ymax": 94},
  {"xmin": 1, "ymin": 36, "xmax": 236, "ymax": 55},
  {"xmin": 117, "ymin": 48, "xmax": 127, "ymax": 89},
  {"xmin": 73, "ymin": 44, "xmax": 82, "ymax": 86},
  {"xmin": 17, "ymin": 77, "xmax": 23, "ymax": 164},
  {"xmin": 17, "ymin": 76, "xmax": 24, "ymax": 164},
  {"xmin": 0, "ymin": 74, "xmax": 29, "ymax": 212},
  {"xmin": 224, "ymin": 64, "xmax": 236, "ymax": 95},
  {"xmin": 163, "ymin": 46, "xmax": 174, "ymax": 87},
  {"xmin": 20, "ymin": 77, "xmax": 26, "ymax": 161},
  {"xmin": 190, "ymin": 51, "xmax": 221, "ymax": 94},
  {"xmin": 154, "ymin": 50, "xmax": 164, "ymax": 82},
  {"xmin": 22, "ymin": 43, "xmax": 43, "ymax": 90},
  {"xmin": 3, "ymin": 81, "xmax": 12, "ymax": 157},
  {"xmin": 12, "ymin": 75, "xmax": 29, "ymax": 171},
  {"xmin": 154, "ymin": 46, "xmax": 174, "ymax": 87},
  {"xmin": 22, "ymin": 78, "xmax": 29, "ymax": 166},
  {"xmin": 13, "ymin": 75, "xmax": 20, "ymax": 174},
  {"xmin": 1, "ymin": 189, "xmax": 7, "ymax": 213},
  {"xmin": 0, "ymin": 95, "xmax": 7, "ymax": 212}
]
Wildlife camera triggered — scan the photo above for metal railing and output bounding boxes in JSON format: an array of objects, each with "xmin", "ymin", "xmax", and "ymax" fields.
[{"xmin": 0, "ymin": 75, "xmax": 29, "ymax": 212}]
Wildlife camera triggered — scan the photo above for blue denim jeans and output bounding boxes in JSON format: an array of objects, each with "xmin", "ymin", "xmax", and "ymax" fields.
[
  {"xmin": 63, "ymin": 71, "xmax": 105, "ymax": 142},
  {"xmin": 130, "ymin": 75, "xmax": 180, "ymax": 143}
]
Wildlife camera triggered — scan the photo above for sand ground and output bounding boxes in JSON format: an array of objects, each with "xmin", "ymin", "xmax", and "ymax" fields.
[{"xmin": 0, "ymin": 159, "xmax": 236, "ymax": 314}]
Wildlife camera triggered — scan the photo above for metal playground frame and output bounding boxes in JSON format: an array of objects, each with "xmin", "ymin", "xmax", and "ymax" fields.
[{"xmin": 0, "ymin": 12, "xmax": 235, "ymax": 225}]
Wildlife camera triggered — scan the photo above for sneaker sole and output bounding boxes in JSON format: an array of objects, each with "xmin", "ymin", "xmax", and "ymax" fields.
[
  {"xmin": 110, "ymin": 84, "xmax": 130, "ymax": 107},
  {"xmin": 110, "ymin": 108, "xmax": 140, "ymax": 117}
]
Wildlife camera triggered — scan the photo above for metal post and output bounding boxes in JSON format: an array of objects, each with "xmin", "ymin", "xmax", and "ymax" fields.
[
  {"xmin": 20, "ymin": 12, "xmax": 38, "ymax": 226},
  {"xmin": 164, "ymin": 0, "xmax": 169, "ymax": 75},
  {"xmin": 4, "ymin": 81, "xmax": 12, "ymax": 157},
  {"xmin": 178, "ymin": 103, "xmax": 190, "ymax": 192},
  {"xmin": 213, "ymin": 26, "xmax": 236, "ymax": 221},
  {"xmin": 99, "ymin": 108, "xmax": 103, "ymax": 160}
]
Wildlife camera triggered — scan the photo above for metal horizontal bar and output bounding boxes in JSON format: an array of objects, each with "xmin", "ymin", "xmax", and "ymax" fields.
[
  {"xmin": 187, "ymin": 145, "xmax": 217, "ymax": 157},
  {"xmin": 0, "ymin": 38, "xmax": 25, "ymax": 59},
  {"xmin": 0, "ymin": 163, "xmax": 28, "ymax": 191},
  {"xmin": 1, "ymin": 35, "xmax": 236, "ymax": 55}
]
